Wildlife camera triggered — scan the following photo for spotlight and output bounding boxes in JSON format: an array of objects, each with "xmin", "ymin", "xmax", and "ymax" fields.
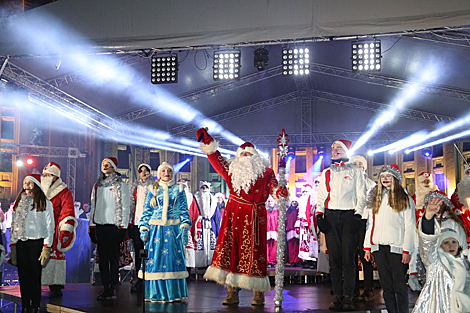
[
  {"xmin": 26, "ymin": 158, "xmax": 34, "ymax": 165},
  {"xmin": 351, "ymin": 39, "xmax": 381, "ymax": 72},
  {"xmin": 16, "ymin": 160, "xmax": 24, "ymax": 167},
  {"xmin": 317, "ymin": 147, "xmax": 326, "ymax": 159},
  {"xmin": 422, "ymin": 148, "xmax": 432, "ymax": 158},
  {"xmin": 151, "ymin": 55, "xmax": 178, "ymax": 84},
  {"xmin": 254, "ymin": 47, "xmax": 269, "ymax": 71},
  {"xmin": 282, "ymin": 47, "xmax": 310, "ymax": 76},
  {"xmin": 213, "ymin": 50, "xmax": 241, "ymax": 81},
  {"xmin": 287, "ymin": 146, "xmax": 295, "ymax": 160}
]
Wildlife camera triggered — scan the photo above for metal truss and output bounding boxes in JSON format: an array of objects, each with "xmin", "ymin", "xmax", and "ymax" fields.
[
  {"xmin": 0, "ymin": 143, "xmax": 78, "ymax": 158},
  {"xmin": 116, "ymin": 65, "xmax": 284, "ymax": 122},
  {"xmin": 66, "ymin": 138, "xmax": 77, "ymax": 199},
  {"xmin": 294, "ymin": 75, "xmax": 313, "ymax": 138},
  {"xmin": 310, "ymin": 89, "xmax": 455, "ymax": 123},
  {"xmin": 407, "ymin": 29, "xmax": 470, "ymax": 49},
  {"xmin": 1, "ymin": 60, "xmax": 134, "ymax": 137},
  {"xmin": 309, "ymin": 62, "xmax": 470, "ymax": 102},
  {"xmin": 47, "ymin": 53, "xmax": 147, "ymax": 88},
  {"xmin": 169, "ymin": 91, "xmax": 300, "ymax": 136},
  {"xmin": 218, "ymin": 130, "xmax": 418, "ymax": 149}
]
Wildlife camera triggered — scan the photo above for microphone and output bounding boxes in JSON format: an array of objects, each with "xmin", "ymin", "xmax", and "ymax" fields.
[{"xmin": 197, "ymin": 127, "xmax": 208, "ymax": 142}]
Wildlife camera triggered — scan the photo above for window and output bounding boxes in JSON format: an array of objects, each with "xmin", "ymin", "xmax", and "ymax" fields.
[
  {"xmin": 149, "ymin": 151, "xmax": 160, "ymax": 170},
  {"xmin": 1, "ymin": 120, "xmax": 14, "ymax": 140},
  {"xmin": 295, "ymin": 155, "xmax": 306, "ymax": 173},
  {"xmin": 405, "ymin": 177, "xmax": 415, "ymax": 196},
  {"xmin": 0, "ymin": 154, "xmax": 12, "ymax": 172},
  {"xmin": 403, "ymin": 151, "xmax": 414, "ymax": 162},
  {"xmin": 373, "ymin": 152, "xmax": 384, "ymax": 166},
  {"xmin": 432, "ymin": 144, "xmax": 443, "ymax": 158},
  {"xmin": 463, "ymin": 142, "xmax": 470, "ymax": 152},
  {"xmin": 434, "ymin": 172, "xmax": 446, "ymax": 191},
  {"xmin": 117, "ymin": 145, "xmax": 129, "ymax": 169}
]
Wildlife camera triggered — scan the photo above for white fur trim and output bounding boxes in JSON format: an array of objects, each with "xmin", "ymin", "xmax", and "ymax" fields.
[
  {"xmin": 267, "ymin": 231, "xmax": 278, "ymax": 241},
  {"xmin": 236, "ymin": 146, "xmax": 259, "ymax": 158},
  {"xmin": 200, "ymin": 140, "xmax": 218, "ymax": 155},
  {"xmin": 180, "ymin": 223, "xmax": 190, "ymax": 229},
  {"xmin": 57, "ymin": 216, "xmax": 78, "ymax": 253},
  {"xmin": 60, "ymin": 223, "xmax": 74, "ymax": 233},
  {"xmin": 203, "ymin": 266, "xmax": 271, "ymax": 292},
  {"xmin": 350, "ymin": 155, "xmax": 367, "ymax": 171},
  {"xmin": 286, "ymin": 230, "xmax": 299, "ymax": 241},
  {"xmin": 138, "ymin": 270, "xmax": 188, "ymax": 280},
  {"xmin": 44, "ymin": 179, "xmax": 67, "ymax": 200},
  {"xmin": 43, "ymin": 163, "xmax": 61, "ymax": 177},
  {"xmin": 41, "ymin": 259, "xmax": 66, "ymax": 285}
]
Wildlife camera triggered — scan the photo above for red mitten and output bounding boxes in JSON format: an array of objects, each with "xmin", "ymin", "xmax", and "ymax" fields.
[
  {"xmin": 276, "ymin": 186, "xmax": 288, "ymax": 199},
  {"xmin": 59, "ymin": 231, "xmax": 74, "ymax": 250},
  {"xmin": 196, "ymin": 128, "xmax": 214, "ymax": 145}
]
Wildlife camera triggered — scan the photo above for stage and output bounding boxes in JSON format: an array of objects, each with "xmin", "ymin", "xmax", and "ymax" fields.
[{"xmin": 0, "ymin": 278, "xmax": 419, "ymax": 313}]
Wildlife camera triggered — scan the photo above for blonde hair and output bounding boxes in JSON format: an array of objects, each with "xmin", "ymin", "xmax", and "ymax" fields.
[
  {"xmin": 149, "ymin": 179, "xmax": 161, "ymax": 209},
  {"xmin": 372, "ymin": 176, "xmax": 409, "ymax": 214}
]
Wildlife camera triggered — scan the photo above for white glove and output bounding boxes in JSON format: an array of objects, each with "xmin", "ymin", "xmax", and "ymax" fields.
[{"xmin": 408, "ymin": 275, "xmax": 422, "ymax": 291}]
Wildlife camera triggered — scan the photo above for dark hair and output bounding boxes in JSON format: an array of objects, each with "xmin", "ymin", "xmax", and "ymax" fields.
[
  {"xmin": 101, "ymin": 171, "xmax": 121, "ymax": 180},
  {"xmin": 138, "ymin": 166, "xmax": 150, "ymax": 173},
  {"xmin": 13, "ymin": 184, "xmax": 47, "ymax": 212}
]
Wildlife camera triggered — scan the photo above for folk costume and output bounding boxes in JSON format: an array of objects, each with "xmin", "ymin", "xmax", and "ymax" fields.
[
  {"xmin": 128, "ymin": 163, "xmax": 155, "ymax": 292},
  {"xmin": 10, "ymin": 174, "xmax": 54, "ymax": 313},
  {"xmin": 138, "ymin": 162, "xmax": 191, "ymax": 303},
  {"xmin": 450, "ymin": 165, "xmax": 470, "ymax": 249},
  {"xmin": 266, "ymin": 196, "xmax": 279, "ymax": 266},
  {"xmin": 193, "ymin": 181, "xmax": 221, "ymax": 267},
  {"xmin": 197, "ymin": 128, "xmax": 287, "ymax": 306},
  {"xmin": 178, "ymin": 179, "xmax": 200, "ymax": 269},
  {"xmin": 297, "ymin": 184, "xmax": 317, "ymax": 261},
  {"xmin": 286, "ymin": 198, "xmax": 300, "ymax": 265},
  {"xmin": 40, "ymin": 162, "xmax": 77, "ymax": 297}
]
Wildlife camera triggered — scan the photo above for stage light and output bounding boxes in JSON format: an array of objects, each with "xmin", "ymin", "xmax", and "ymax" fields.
[
  {"xmin": 26, "ymin": 158, "xmax": 34, "ymax": 165},
  {"xmin": 151, "ymin": 55, "xmax": 178, "ymax": 84},
  {"xmin": 16, "ymin": 160, "xmax": 24, "ymax": 167},
  {"xmin": 422, "ymin": 148, "xmax": 432, "ymax": 158},
  {"xmin": 287, "ymin": 147, "xmax": 295, "ymax": 161},
  {"xmin": 317, "ymin": 146, "xmax": 326, "ymax": 159},
  {"xmin": 254, "ymin": 47, "xmax": 269, "ymax": 71},
  {"xmin": 351, "ymin": 40, "xmax": 381, "ymax": 72},
  {"xmin": 213, "ymin": 50, "xmax": 241, "ymax": 81},
  {"xmin": 282, "ymin": 47, "xmax": 310, "ymax": 76}
]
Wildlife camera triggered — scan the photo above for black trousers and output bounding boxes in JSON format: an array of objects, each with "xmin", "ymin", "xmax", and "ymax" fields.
[
  {"xmin": 357, "ymin": 219, "xmax": 374, "ymax": 290},
  {"xmin": 128, "ymin": 225, "xmax": 144, "ymax": 275},
  {"xmin": 96, "ymin": 224, "xmax": 126, "ymax": 288},
  {"xmin": 17, "ymin": 239, "xmax": 44, "ymax": 309},
  {"xmin": 373, "ymin": 245, "xmax": 409, "ymax": 313},
  {"xmin": 324, "ymin": 209, "xmax": 358, "ymax": 297}
]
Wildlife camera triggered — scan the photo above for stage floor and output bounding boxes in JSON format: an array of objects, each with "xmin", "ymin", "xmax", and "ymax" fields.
[{"xmin": 0, "ymin": 280, "xmax": 420, "ymax": 313}]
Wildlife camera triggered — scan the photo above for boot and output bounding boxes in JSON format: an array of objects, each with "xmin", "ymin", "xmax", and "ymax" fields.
[
  {"xmin": 328, "ymin": 295, "xmax": 343, "ymax": 310},
  {"xmin": 251, "ymin": 291, "xmax": 265, "ymax": 306},
  {"xmin": 222, "ymin": 286, "xmax": 239, "ymax": 305},
  {"xmin": 342, "ymin": 296, "xmax": 356, "ymax": 311}
]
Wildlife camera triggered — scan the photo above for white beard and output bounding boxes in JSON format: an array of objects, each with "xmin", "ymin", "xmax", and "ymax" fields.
[
  {"xmin": 229, "ymin": 154, "xmax": 269, "ymax": 195},
  {"xmin": 457, "ymin": 175, "xmax": 470, "ymax": 209},
  {"xmin": 41, "ymin": 176, "xmax": 54, "ymax": 197},
  {"xmin": 298, "ymin": 193, "xmax": 311, "ymax": 219},
  {"xmin": 199, "ymin": 191, "xmax": 212, "ymax": 216},
  {"xmin": 415, "ymin": 183, "xmax": 438, "ymax": 210}
]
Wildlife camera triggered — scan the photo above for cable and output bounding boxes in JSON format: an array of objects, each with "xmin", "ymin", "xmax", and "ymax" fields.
[{"xmin": 382, "ymin": 36, "xmax": 402, "ymax": 54}]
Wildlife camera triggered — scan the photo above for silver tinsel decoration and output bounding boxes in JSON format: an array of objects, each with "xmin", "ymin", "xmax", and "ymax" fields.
[
  {"xmin": 11, "ymin": 193, "xmax": 33, "ymax": 244},
  {"xmin": 274, "ymin": 129, "xmax": 289, "ymax": 307},
  {"xmin": 94, "ymin": 172, "xmax": 124, "ymax": 227}
]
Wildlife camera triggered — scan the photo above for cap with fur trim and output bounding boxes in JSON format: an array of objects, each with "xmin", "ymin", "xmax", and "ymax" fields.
[
  {"xmin": 43, "ymin": 162, "xmax": 61, "ymax": 177},
  {"xmin": 157, "ymin": 162, "xmax": 174, "ymax": 180},
  {"xmin": 438, "ymin": 228, "xmax": 461, "ymax": 247},
  {"xmin": 418, "ymin": 172, "xmax": 433, "ymax": 184},
  {"xmin": 301, "ymin": 184, "xmax": 313, "ymax": 193},
  {"xmin": 103, "ymin": 157, "xmax": 118, "ymax": 170},
  {"xmin": 332, "ymin": 139, "xmax": 352, "ymax": 154},
  {"xmin": 236, "ymin": 142, "xmax": 259, "ymax": 158},
  {"xmin": 138, "ymin": 163, "xmax": 152, "ymax": 173},
  {"xmin": 464, "ymin": 164, "xmax": 470, "ymax": 176},
  {"xmin": 423, "ymin": 190, "xmax": 453, "ymax": 209},
  {"xmin": 351, "ymin": 155, "xmax": 367, "ymax": 171},
  {"xmin": 378, "ymin": 164, "xmax": 402, "ymax": 183},
  {"xmin": 215, "ymin": 192, "xmax": 226, "ymax": 199},
  {"xmin": 199, "ymin": 181, "xmax": 211, "ymax": 190},
  {"xmin": 24, "ymin": 173, "xmax": 43, "ymax": 191}
]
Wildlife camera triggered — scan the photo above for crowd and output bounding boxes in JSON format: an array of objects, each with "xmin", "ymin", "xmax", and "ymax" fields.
[{"xmin": 3, "ymin": 131, "xmax": 470, "ymax": 313}]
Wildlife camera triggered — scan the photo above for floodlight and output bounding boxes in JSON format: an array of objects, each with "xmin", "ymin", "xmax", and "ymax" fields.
[
  {"xmin": 26, "ymin": 158, "xmax": 34, "ymax": 165},
  {"xmin": 287, "ymin": 146, "xmax": 295, "ymax": 160},
  {"xmin": 317, "ymin": 147, "xmax": 326, "ymax": 159},
  {"xmin": 351, "ymin": 40, "xmax": 381, "ymax": 72},
  {"xmin": 16, "ymin": 160, "xmax": 24, "ymax": 167},
  {"xmin": 422, "ymin": 148, "xmax": 432, "ymax": 158},
  {"xmin": 254, "ymin": 47, "xmax": 269, "ymax": 71},
  {"xmin": 213, "ymin": 50, "xmax": 241, "ymax": 81},
  {"xmin": 151, "ymin": 55, "xmax": 178, "ymax": 84},
  {"xmin": 282, "ymin": 47, "xmax": 310, "ymax": 76}
]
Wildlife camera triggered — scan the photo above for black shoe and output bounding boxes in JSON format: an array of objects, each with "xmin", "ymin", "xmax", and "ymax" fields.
[
  {"xmin": 302, "ymin": 263, "xmax": 310, "ymax": 269},
  {"xmin": 358, "ymin": 288, "xmax": 375, "ymax": 302},
  {"xmin": 50, "ymin": 289, "xmax": 63, "ymax": 297},
  {"xmin": 107, "ymin": 287, "xmax": 117, "ymax": 300},
  {"xmin": 130, "ymin": 279, "xmax": 142, "ymax": 293},
  {"xmin": 342, "ymin": 296, "xmax": 356, "ymax": 311},
  {"xmin": 329, "ymin": 295, "xmax": 343, "ymax": 310},
  {"xmin": 97, "ymin": 287, "xmax": 110, "ymax": 301}
]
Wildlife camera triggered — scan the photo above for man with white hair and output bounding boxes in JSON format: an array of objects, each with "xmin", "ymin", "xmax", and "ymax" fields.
[
  {"xmin": 451, "ymin": 165, "xmax": 470, "ymax": 249},
  {"xmin": 317, "ymin": 140, "xmax": 366, "ymax": 311},
  {"xmin": 297, "ymin": 184, "xmax": 317, "ymax": 266},
  {"xmin": 413, "ymin": 172, "xmax": 439, "ymax": 222},
  {"xmin": 196, "ymin": 128, "xmax": 288, "ymax": 306},
  {"xmin": 194, "ymin": 181, "xmax": 221, "ymax": 268},
  {"xmin": 40, "ymin": 162, "xmax": 77, "ymax": 297}
]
